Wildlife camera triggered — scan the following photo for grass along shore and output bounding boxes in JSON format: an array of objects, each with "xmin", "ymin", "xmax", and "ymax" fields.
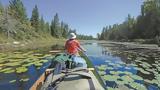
[{"xmin": 0, "ymin": 37, "xmax": 66, "ymax": 52}]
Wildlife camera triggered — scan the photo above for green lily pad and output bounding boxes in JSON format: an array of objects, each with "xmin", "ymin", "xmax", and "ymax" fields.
[
  {"xmin": 130, "ymin": 75, "xmax": 143, "ymax": 81},
  {"xmin": 128, "ymin": 63, "xmax": 138, "ymax": 67},
  {"xmin": 13, "ymin": 52, "xmax": 22, "ymax": 54},
  {"xmin": 107, "ymin": 87, "xmax": 119, "ymax": 90},
  {"xmin": 106, "ymin": 67, "xmax": 114, "ymax": 70},
  {"xmin": 144, "ymin": 79, "xmax": 153, "ymax": 84},
  {"xmin": 22, "ymin": 63, "xmax": 34, "ymax": 67},
  {"xmin": 98, "ymin": 71, "xmax": 106, "ymax": 76},
  {"xmin": 103, "ymin": 75, "xmax": 120, "ymax": 81},
  {"xmin": 129, "ymin": 82, "xmax": 147, "ymax": 90},
  {"xmin": 0, "ymin": 68, "xmax": 12, "ymax": 72},
  {"xmin": 20, "ymin": 78, "xmax": 29, "ymax": 82},
  {"xmin": 108, "ymin": 62, "xmax": 116, "ymax": 66},
  {"xmin": 4, "ymin": 62, "xmax": 21, "ymax": 67},
  {"xmin": 141, "ymin": 70, "xmax": 150, "ymax": 75},
  {"xmin": 4, "ymin": 69, "xmax": 15, "ymax": 74},
  {"xmin": 36, "ymin": 67, "xmax": 41, "ymax": 69},
  {"xmin": 40, "ymin": 59, "xmax": 48, "ymax": 63},
  {"xmin": 16, "ymin": 67, "xmax": 28, "ymax": 73},
  {"xmin": 9, "ymin": 80, "xmax": 16, "ymax": 83},
  {"xmin": 34, "ymin": 62, "xmax": 43, "ymax": 67},
  {"xmin": 110, "ymin": 71, "xmax": 119, "ymax": 75},
  {"xmin": 97, "ymin": 65, "xmax": 107, "ymax": 71},
  {"xmin": 120, "ymin": 75, "xmax": 134, "ymax": 83},
  {"xmin": 0, "ymin": 64, "xmax": 4, "ymax": 67}
]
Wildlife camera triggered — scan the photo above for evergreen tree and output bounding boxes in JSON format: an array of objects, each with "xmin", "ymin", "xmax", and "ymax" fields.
[
  {"xmin": 45, "ymin": 22, "xmax": 50, "ymax": 33},
  {"xmin": 30, "ymin": 5, "xmax": 39, "ymax": 32},
  {"xmin": 63, "ymin": 24, "xmax": 69, "ymax": 38},
  {"xmin": 0, "ymin": 1, "xmax": 3, "ymax": 14},
  {"xmin": 9, "ymin": 0, "xmax": 27, "ymax": 22},
  {"xmin": 40, "ymin": 16, "xmax": 45, "ymax": 32},
  {"xmin": 50, "ymin": 13, "xmax": 61, "ymax": 38}
]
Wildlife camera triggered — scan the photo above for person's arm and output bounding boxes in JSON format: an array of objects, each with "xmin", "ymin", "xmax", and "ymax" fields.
[{"xmin": 76, "ymin": 41, "xmax": 86, "ymax": 52}]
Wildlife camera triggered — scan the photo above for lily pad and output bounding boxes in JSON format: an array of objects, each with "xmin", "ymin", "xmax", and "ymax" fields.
[
  {"xmin": 40, "ymin": 59, "xmax": 48, "ymax": 63},
  {"xmin": 34, "ymin": 62, "xmax": 43, "ymax": 67},
  {"xmin": 120, "ymin": 75, "xmax": 134, "ymax": 83},
  {"xmin": 4, "ymin": 62, "xmax": 21, "ymax": 67},
  {"xmin": 9, "ymin": 80, "xmax": 16, "ymax": 83},
  {"xmin": 110, "ymin": 71, "xmax": 120, "ymax": 75},
  {"xmin": 16, "ymin": 67, "xmax": 28, "ymax": 73},
  {"xmin": 0, "ymin": 68, "xmax": 12, "ymax": 72},
  {"xmin": 20, "ymin": 78, "xmax": 29, "ymax": 82},
  {"xmin": 106, "ymin": 67, "xmax": 114, "ymax": 70},
  {"xmin": 98, "ymin": 71, "xmax": 106, "ymax": 76},
  {"xmin": 130, "ymin": 75, "xmax": 143, "ymax": 81},
  {"xmin": 97, "ymin": 65, "xmax": 107, "ymax": 71},
  {"xmin": 141, "ymin": 70, "xmax": 150, "ymax": 75},
  {"xmin": 22, "ymin": 63, "xmax": 34, "ymax": 67},
  {"xmin": 0, "ymin": 64, "xmax": 4, "ymax": 67},
  {"xmin": 103, "ymin": 75, "xmax": 120, "ymax": 81},
  {"xmin": 144, "ymin": 79, "xmax": 153, "ymax": 84},
  {"xmin": 4, "ymin": 69, "xmax": 15, "ymax": 74},
  {"xmin": 129, "ymin": 82, "xmax": 147, "ymax": 90}
]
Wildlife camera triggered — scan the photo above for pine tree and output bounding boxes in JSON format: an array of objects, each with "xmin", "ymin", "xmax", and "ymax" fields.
[
  {"xmin": 62, "ymin": 24, "xmax": 69, "ymax": 38},
  {"xmin": 30, "ymin": 5, "xmax": 39, "ymax": 32},
  {"xmin": 40, "ymin": 16, "xmax": 45, "ymax": 32},
  {"xmin": 9, "ymin": 0, "xmax": 27, "ymax": 22},
  {"xmin": 50, "ymin": 13, "xmax": 61, "ymax": 38},
  {"xmin": 45, "ymin": 22, "xmax": 50, "ymax": 34},
  {"xmin": 0, "ymin": 1, "xmax": 3, "ymax": 14}
]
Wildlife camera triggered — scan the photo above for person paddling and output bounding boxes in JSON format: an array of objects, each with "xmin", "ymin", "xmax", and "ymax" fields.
[{"xmin": 65, "ymin": 33, "xmax": 87, "ymax": 68}]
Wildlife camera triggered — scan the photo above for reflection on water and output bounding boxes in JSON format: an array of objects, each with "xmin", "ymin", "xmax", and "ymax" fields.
[{"xmin": 83, "ymin": 42, "xmax": 160, "ymax": 90}]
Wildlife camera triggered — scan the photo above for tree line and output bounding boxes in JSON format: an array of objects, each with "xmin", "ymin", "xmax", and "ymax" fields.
[
  {"xmin": 98, "ymin": 0, "xmax": 160, "ymax": 45},
  {"xmin": 0, "ymin": 0, "xmax": 93, "ymax": 42}
]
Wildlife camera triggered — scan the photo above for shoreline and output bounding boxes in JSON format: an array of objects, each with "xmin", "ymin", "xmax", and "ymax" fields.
[{"xmin": 0, "ymin": 38, "xmax": 66, "ymax": 53}]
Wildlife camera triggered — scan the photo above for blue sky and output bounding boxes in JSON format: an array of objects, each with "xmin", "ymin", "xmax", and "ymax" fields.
[{"xmin": 1, "ymin": 0, "xmax": 144, "ymax": 37}]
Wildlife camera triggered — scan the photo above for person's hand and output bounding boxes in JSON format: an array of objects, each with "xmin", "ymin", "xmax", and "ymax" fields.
[{"xmin": 83, "ymin": 49, "xmax": 87, "ymax": 52}]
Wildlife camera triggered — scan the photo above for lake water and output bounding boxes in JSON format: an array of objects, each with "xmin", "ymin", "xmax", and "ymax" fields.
[
  {"xmin": 0, "ymin": 42, "xmax": 160, "ymax": 90},
  {"xmin": 0, "ymin": 50, "xmax": 53, "ymax": 90},
  {"xmin": 83, "ymin": 42, "xmax": 160, "ymax": 90}
]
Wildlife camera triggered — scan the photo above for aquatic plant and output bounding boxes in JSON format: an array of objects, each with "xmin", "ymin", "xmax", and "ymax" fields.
[
  {"xmin": 97, "ymin": 65, "xmax": 107, "ymax": 71},
  {"xmin": 0, "ymin": 68, "xmax": 12, "ymax": 73},
  {"xmin": 107, "ymin": 87, "xmax": 119, "ymax": 90},
  {"xmin": 130, "ymin": 75, "xmax": 143, "ymax": 81},
  {"xmin": 110, "ymin": 71, "xmax": 119, "ymax": 75},
  {"xmin": 22, "ymin": 63, "xmax": 34, "ymax": 67},
  {"xmin": 129, "ymin": 82, "xmax": 147, "ymax": 90},
  {"xmin": 33, "ymin": 62, "xmax": 43, "ymax": 67},
  {"xmin": 98, "ymin": 71, "xmax": 106, "ymax": 76},
  {"xmin": 20, "ymin": 78, "xmax": 29, "ymax": 82},
  {"xmin": 40, "ymin": 59, "xmax": 48, "ymax": 63},
  {"xmin": 9, "ymin": 80, "xmax": 16, "ymax": 83},
  {"xmin": 120, "ymin": 75, "xmax": 134, "ymax": 83},
  {"xmin": 4, "ymin": 69, "xmax": 15, "ymax": 74},
  {"xmin": 16, "ymin": 67, "xmax": 28, "ymax": 73},
  {"xmin": 106, "ymin": 67, "xmax": 114, "ymax": 70},
  {"xmin": 4, "ymin": 62, "xmax": 21, "ymax": 67},
  {"xmin": 103, "ymin": 75, "xmax": 120, "ymax": 81}
]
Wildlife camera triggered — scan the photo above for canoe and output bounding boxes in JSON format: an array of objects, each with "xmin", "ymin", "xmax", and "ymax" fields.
[{"xmin": 29, "ymin": 53, "xmax": 105, "ymax": 90}]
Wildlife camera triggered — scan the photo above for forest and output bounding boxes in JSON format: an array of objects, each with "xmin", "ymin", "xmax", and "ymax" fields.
[
  {"xmin": 0, "ymin": 0, "xmax": 93, "ymax": 43},
  {"xmin": 98, "ymin": 0, "xmax": 160, "ymax": 45}
]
